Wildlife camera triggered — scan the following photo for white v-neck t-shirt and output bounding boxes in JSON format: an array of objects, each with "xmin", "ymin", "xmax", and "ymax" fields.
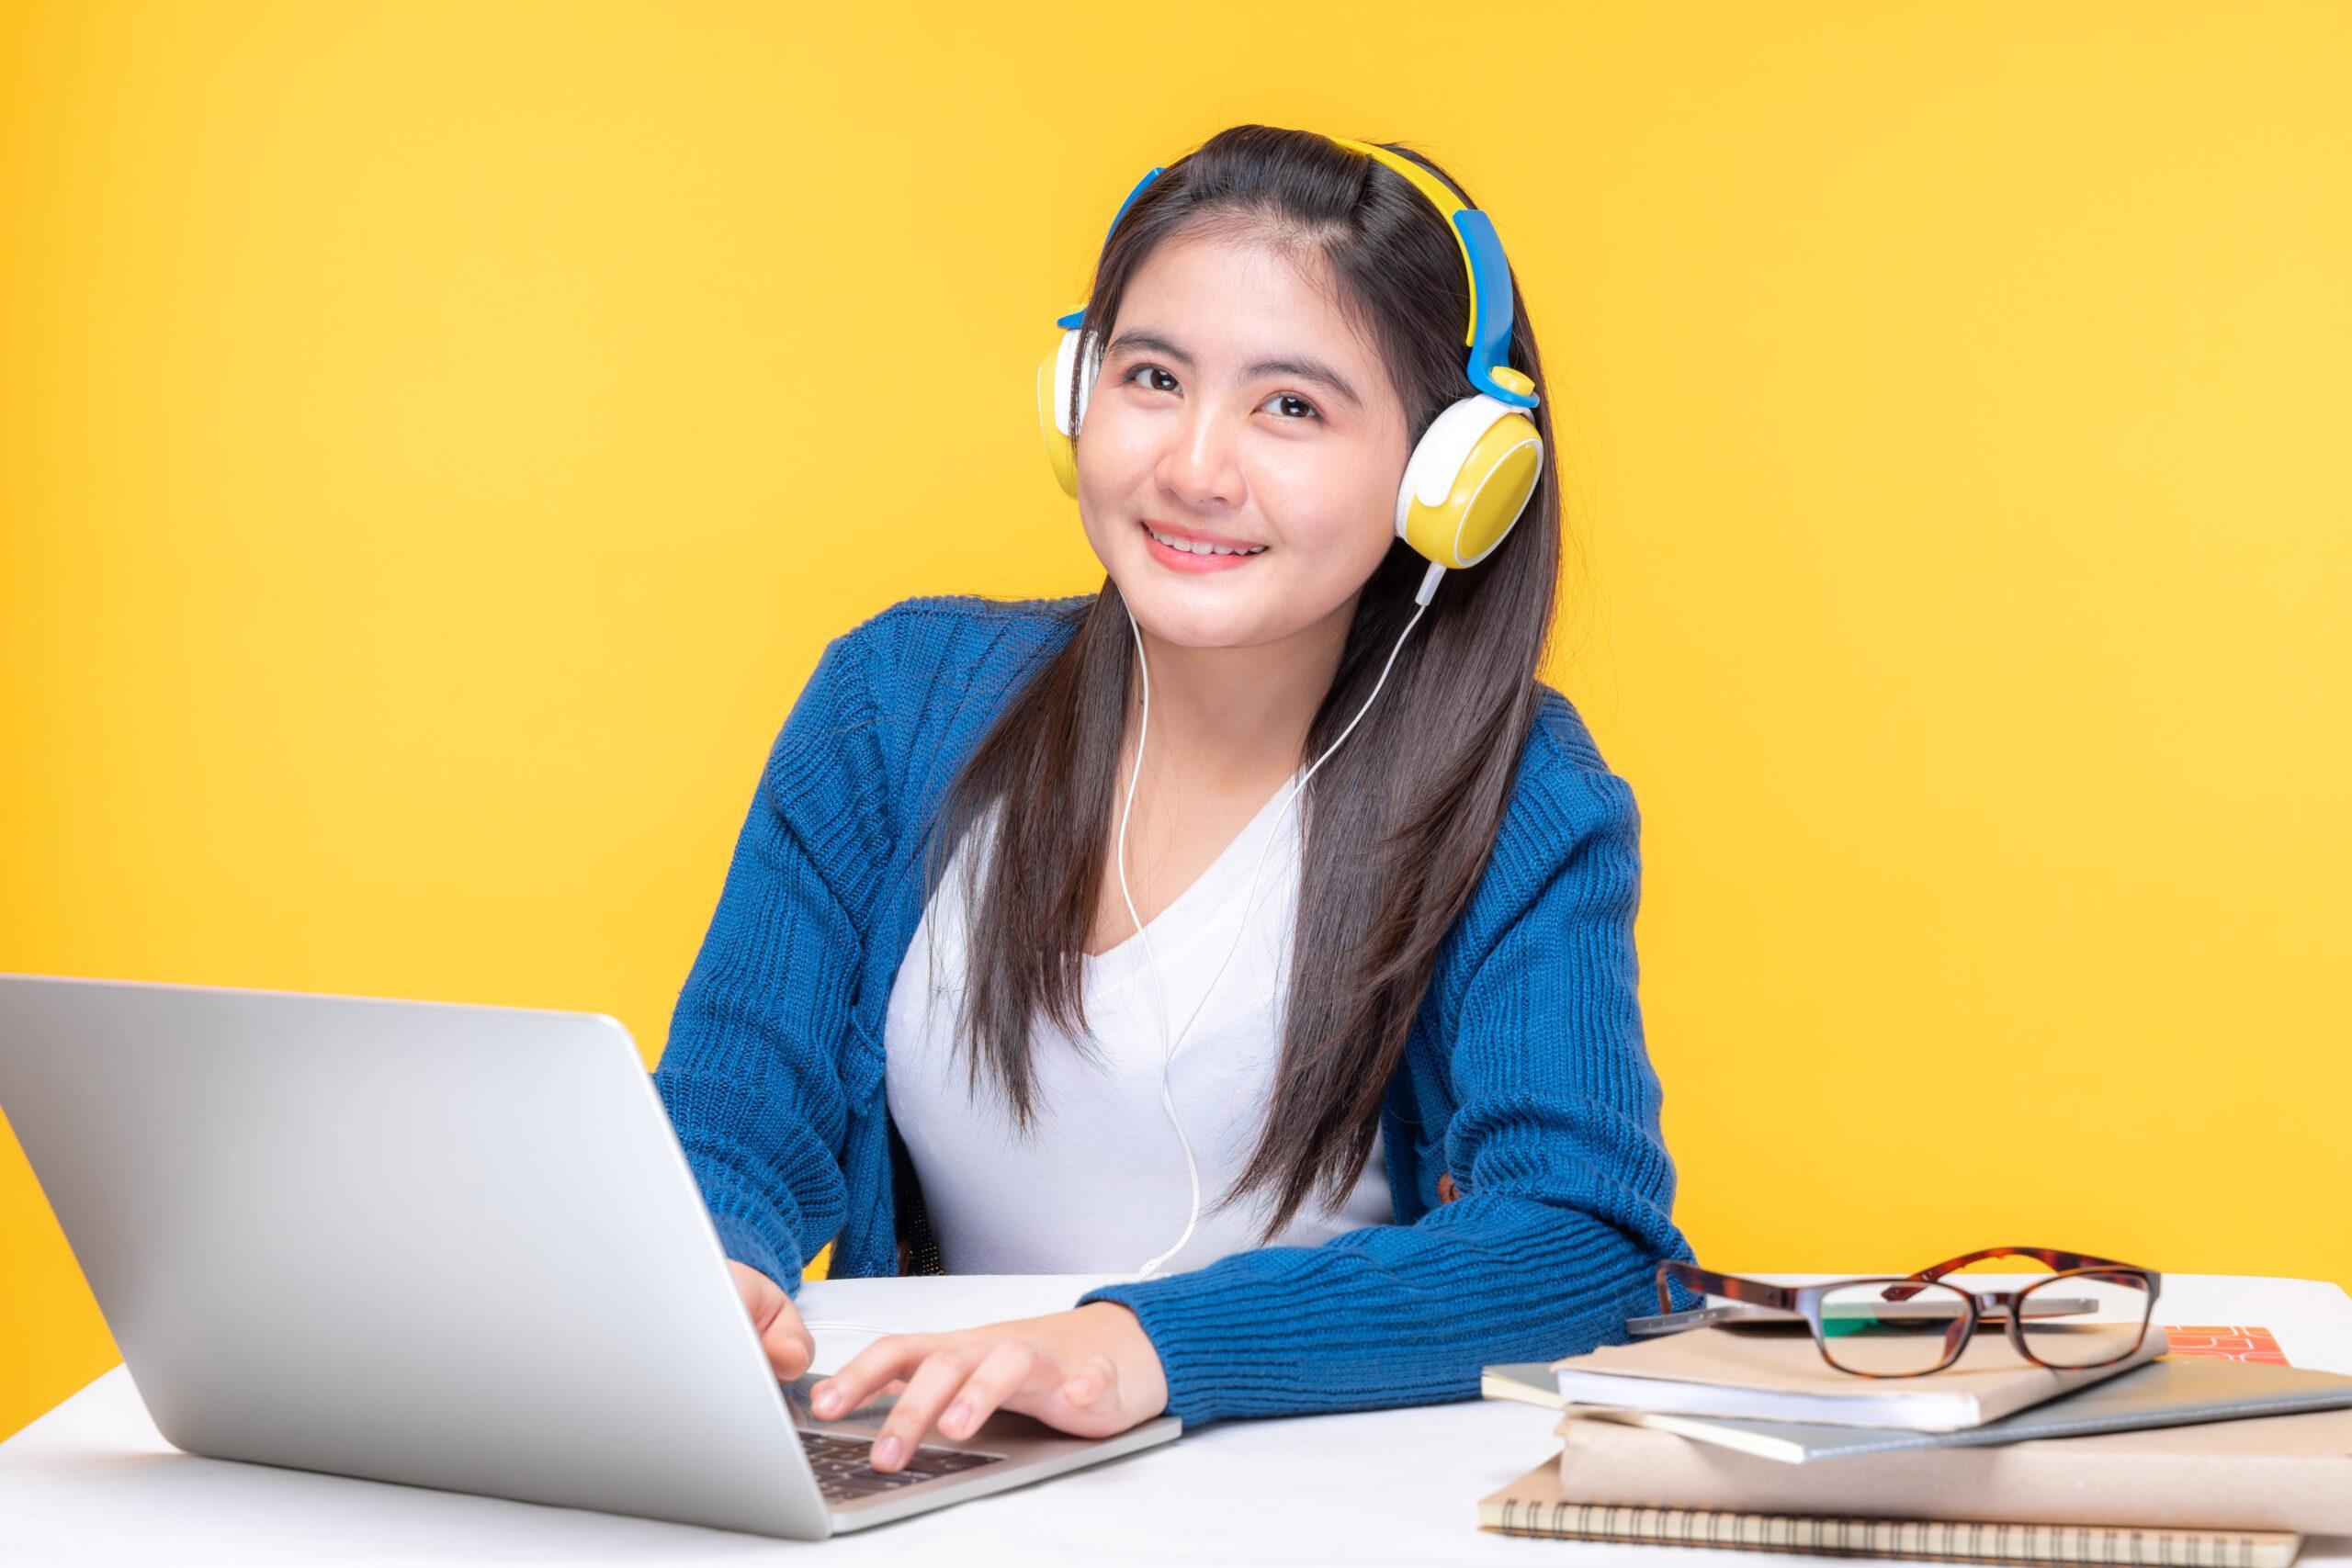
[{"xmin": 882, "ymin": 770, "xmax": 1395, "ymax": 1276}]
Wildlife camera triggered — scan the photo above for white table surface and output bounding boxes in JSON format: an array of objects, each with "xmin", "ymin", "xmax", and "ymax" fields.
[{"xmin": 4, "ymin": 1271, "xmax": 2348, "ymax": 1566}]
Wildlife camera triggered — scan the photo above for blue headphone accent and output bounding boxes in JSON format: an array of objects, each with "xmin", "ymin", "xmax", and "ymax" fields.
[{"xmin": 1453, "ymin": 209, "xmax": 1531, "ymax": 408}]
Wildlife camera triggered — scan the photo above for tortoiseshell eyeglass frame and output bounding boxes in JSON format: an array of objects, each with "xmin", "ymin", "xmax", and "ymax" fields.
[{"xmin": 1653, "ymin": 1246, "xmax": 2163, "ymax": 1379}]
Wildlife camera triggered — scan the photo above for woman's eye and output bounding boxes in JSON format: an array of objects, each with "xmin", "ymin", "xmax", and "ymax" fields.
[
  {"xmin": 1125, "ymin": 365, "xmax": 1179, "ymax": 393},
  {"xmin": 1263, "ymin": 392, "xmax": 1319, "ymax": 421}
]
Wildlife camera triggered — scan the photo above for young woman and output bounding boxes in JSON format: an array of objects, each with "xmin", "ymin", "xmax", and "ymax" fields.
[{"xmin": 652, "ymin": 123, "xmax": 1698, "ymax": 1475}]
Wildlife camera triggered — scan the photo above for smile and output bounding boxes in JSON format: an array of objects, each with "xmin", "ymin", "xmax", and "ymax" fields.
[{"xmin": 1138, "ymin": 519, "xmax": 1268, "ymax": 572}]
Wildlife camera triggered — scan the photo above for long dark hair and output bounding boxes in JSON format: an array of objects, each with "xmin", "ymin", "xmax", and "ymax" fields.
[{"xmin": 917, "ymin": 124, "xmax": 1566, "ymax": 1242}]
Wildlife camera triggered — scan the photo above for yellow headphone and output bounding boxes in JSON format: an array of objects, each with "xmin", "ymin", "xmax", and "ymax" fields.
[{"xmin": 1036, "ymin": 135, "xmax": 1543, "ymax": 604}]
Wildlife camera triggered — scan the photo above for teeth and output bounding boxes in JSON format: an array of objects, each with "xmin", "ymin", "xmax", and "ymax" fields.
[{"xmin": 1146, "ymin": 524, "xmax": 1265, "ymax": 557}]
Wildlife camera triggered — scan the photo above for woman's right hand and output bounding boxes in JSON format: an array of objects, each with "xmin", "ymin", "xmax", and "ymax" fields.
[{"xmin": 728, "ymin": 1259, "xmax": 817, "ymax": 1381}]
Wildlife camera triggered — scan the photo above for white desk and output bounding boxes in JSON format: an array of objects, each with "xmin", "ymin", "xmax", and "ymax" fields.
[{"xmin": 4, "ymin": 1272, "xmax": 2348, "ymax": 1565}]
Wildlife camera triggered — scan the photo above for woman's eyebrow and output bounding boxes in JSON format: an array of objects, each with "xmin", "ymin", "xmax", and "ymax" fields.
[{"xmin": 1104, "ymin": 329, "xmax": 1363, "ymax": 411}]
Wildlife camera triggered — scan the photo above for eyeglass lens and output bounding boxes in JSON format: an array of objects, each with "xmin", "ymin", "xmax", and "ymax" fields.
[
  {"xmin": 2014, "ymin": 1269, "xmax": 2155, "ymax": 1368},
  {"xmin": 1815, "ymin": 1279, "xmax": 1975, "ymax": 1375}
]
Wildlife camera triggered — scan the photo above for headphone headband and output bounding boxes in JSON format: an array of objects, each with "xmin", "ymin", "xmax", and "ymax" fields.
[{"xmin": 1054, "ymin": 136, "xmax": 1538, "ymax": 410}]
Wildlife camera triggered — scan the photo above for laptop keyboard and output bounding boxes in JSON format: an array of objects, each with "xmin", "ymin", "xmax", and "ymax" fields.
[{"xmin": 797, "ymin": 1428, "xmax": 1004, "ymax": 1501}]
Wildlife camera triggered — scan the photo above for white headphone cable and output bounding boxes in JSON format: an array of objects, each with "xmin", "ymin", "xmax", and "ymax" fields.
[{"xmin": 1119, "ymin": 579, "xmax": 1437, "ymax": 1280}]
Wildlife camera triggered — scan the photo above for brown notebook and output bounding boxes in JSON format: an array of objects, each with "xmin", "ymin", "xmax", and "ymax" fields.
[
  {"xmin": 1550, "ymin": 1404, "xmax": 2352, "ymax": 1533},
  {"xmin": 1480, "ymin": 1454, "xmax": 2305, "ymax": 1566},
  {"xmin": 1551, "ymin": 1323, "xmax": 2167, "ymax": 1431}
]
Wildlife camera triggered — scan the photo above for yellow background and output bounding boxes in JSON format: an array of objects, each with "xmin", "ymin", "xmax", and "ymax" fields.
[{"xmin": 5, "ymin": 2, "xmax": 2346, "ymax": 1445}]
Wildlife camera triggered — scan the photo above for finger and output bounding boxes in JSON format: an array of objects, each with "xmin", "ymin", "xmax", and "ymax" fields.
[
  {"xmin": 1059, "ymin": 1351, "xmax": 1117, "ymax": 1409},
  {"xmin": 868, "ymin": 1346, "xmax": 985, "ymax": 1472},
  {"xmin": 810, "ymin": 1336, "xmax": 935, "ymax": 1422},
  {"xmin": 734, "ymin": 1276, "xmax": 804, "ymax": 1381},
  {"xmin": 936, "ymin": 1340, "xmax": 1040, "ymax": 1441},
  {"xmin": 769, "ymin": 1296, "xmax": 816, "ymax": 1377},
  {"xmin": 765, "ymin": 1318, "xmax": 813, "ymax": 1381}
]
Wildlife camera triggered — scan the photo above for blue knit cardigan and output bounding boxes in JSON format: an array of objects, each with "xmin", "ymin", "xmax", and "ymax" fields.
[{"xmin": 650, "ymin": 592, "xmax": 1700, "ymax": 1430}]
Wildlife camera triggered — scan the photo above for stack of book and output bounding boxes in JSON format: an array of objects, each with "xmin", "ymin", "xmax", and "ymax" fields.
[{"xmin": 1479, "ymin": 1322, "xmax": 2352, "ymax": 1563}]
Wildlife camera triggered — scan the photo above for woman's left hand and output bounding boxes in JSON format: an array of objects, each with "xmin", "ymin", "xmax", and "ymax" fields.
[{"xmin": 807, "ymin": 1302, "xmax": 1170, "ymax": 1472}]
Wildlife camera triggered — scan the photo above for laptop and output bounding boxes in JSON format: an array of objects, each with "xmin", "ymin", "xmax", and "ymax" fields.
[{"xmin": 0, "ymin": 972, "xmax": 1182, "ymax": 1539}]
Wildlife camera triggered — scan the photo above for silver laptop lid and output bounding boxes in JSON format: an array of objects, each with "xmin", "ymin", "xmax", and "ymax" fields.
[{"xmin": 0, "ymin": 973, "xmax": 833, "ymax": 1539}]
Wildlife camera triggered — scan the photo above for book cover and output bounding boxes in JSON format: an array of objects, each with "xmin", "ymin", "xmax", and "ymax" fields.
[{"xmin": 1549, "ymin": 1322, "xmax": 2166, "ymax": 1431}]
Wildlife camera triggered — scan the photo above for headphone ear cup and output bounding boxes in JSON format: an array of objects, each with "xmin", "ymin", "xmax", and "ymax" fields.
[
  {"xmin": 1394, "ymin": 397, "xmax": 1544, "ymax": 569},
  {"xmin": 1037, "ymin": 330, "xmax": 1081, "ymax": 498}
]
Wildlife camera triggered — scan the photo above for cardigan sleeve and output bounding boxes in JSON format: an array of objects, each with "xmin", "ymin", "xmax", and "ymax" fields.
[
  {"xmin": 1074, "ymin": 765, "xmax": 1702, "ymax": 1428},
  {"xmin": 651, "ymin": 623, "xmax": 889, "ymax": 1299}
]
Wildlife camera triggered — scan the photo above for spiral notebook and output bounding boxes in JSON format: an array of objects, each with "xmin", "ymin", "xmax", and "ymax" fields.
[{"xmin": 1476, "ymin": 1456, "xmax": 2304, "ymax": 1566}]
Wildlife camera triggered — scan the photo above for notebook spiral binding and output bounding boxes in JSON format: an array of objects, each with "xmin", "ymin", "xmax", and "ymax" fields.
[{"xmin": 1481, "ymin": 1500, "xmax": 2297, "ymax": 1568}]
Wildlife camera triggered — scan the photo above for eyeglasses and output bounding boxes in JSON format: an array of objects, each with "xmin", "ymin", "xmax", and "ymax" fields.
[{"xmin": 1654, "ymin": 1247, "xmax": 2163, "ymax": 1378}]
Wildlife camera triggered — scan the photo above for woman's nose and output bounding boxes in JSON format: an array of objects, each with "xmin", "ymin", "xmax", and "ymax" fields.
[{"xmin": 1153, "ymin": 405, "xmax": 1246, "ymax": 512}]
